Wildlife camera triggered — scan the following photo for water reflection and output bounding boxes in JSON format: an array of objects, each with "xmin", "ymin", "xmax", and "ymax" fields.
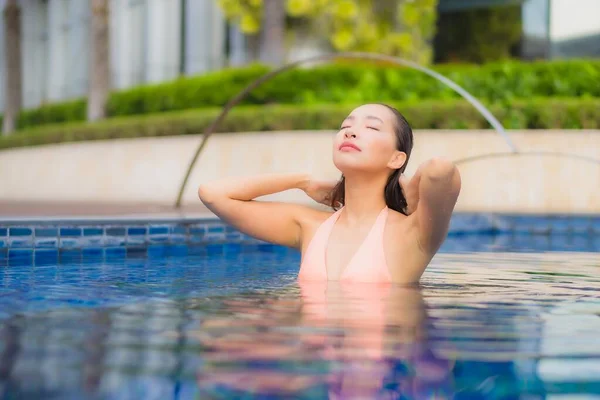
[
  {"xmin": 194, "ymin": 282, "xmax": 453, "ymax": 398},
  {"xmin": 0, "ymin": 251, "xmax": 599, "ymax": 399}
]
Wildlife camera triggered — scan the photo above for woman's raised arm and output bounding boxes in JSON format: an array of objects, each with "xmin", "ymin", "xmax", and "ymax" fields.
[{"xmin": 198, "ymin": 174, "xmax": 312, "ymax": 249}]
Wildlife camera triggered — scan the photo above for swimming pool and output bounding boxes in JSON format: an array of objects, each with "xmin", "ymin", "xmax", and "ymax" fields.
[{"xmin": 1, "ymin": 213, "xmax": 599, "ymax": 399}]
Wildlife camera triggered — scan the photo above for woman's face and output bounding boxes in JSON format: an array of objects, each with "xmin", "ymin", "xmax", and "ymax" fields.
[{"xmin": 333, "ymin": 104, "xmax": 405, "ymax": 174}]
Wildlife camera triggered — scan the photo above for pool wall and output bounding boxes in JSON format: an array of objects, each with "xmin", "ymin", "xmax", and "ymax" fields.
[
  {"xmin": 1, "ymin": 213, "xmax": 599, "ymax": 266},
  {"xmin": 0, "ymin": 129, "xmax": 599, "ymax": 213}
]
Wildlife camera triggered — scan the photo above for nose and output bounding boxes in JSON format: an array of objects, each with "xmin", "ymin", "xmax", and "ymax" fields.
[{"xmin": 344, "ymin": 130, "xmax": 356, "ymax": 139}]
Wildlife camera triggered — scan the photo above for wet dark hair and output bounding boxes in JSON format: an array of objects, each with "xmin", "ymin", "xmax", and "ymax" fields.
[{"xmin": 329, "ymin": 104, "xmax": 414, "ymax": 215}]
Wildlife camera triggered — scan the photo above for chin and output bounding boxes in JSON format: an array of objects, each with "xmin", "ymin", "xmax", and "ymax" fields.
[{"xmin": 333, "ymin": 158, "xmax": 368, "ymax": 175}]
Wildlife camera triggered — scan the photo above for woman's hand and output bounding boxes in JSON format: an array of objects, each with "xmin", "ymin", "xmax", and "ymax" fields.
[
  {"xmin": 399, "ymin": 170, "xmax": 421, "ymax": 216},
  {"xmin": 301, "ymin": 178, "xmax": 338, "ymax": 206}
]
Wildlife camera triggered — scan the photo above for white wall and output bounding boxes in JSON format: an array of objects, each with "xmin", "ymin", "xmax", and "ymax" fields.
[
  {"xmin": 110, "ymin": 0, "xmax": 148, "ymax": 90},
  {"xmin": 0, "ymin": 2, "xmax": 5, "ymax": 112},
  {"xmin": 65, "ymin": 0, "xmax": 89, "ymax": 99},
  {"xmin": 550, "ymin": 0, "xmax": 600, "ymax": 41},
  {"xmin": 0, "ymin": 130, "xmax": 599, "ymax": 214},
  {"xmin": 6, "ymin": 0, "xmax": 233, "ymax": 110},
  {"xmin": 21, "ymin": 0, "xmax": 48, "ymax": 108},
  {"xmin": 46, "ymin": 0, "xmax": 69, "ymax": 101},
  {"xmin": 184, "ymin": 0, "xmax": 226, "ymax": 74},
  {"xmin": 145, "ymin": 0, "xmax": 181, "ymax": 83}
]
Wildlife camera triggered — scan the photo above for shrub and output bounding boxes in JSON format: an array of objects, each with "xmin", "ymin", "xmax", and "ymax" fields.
[
  {"xmin": 7, "ymin": 59, "xmax": 600, "ymax": 131},
  {"xmin": 1, "ymin": 98, "xmax": 597, "ymax": 151}
]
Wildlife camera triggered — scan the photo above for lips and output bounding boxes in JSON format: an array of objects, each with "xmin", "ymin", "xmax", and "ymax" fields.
[{"xmin": 339, "ymin": 142, "xmax": 361, "ymax": 151}]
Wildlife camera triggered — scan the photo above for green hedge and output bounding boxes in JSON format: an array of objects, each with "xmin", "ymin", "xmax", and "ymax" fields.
[
  {"xmin": 11, "ymin": 59, "xmax": 600, "ymax": 130},
  {"xmin": 1, "ymin": 98, "xmax": 598, "ymax": 151}
]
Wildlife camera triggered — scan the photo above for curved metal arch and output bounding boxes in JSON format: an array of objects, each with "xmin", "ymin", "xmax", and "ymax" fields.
[
  {"xmin": 453, "ymin": 151, "xmax": 600, "ymax": 167},
  {"xmin": 175, "ymin": 52, "xmax": 517, "ymax": 208}
]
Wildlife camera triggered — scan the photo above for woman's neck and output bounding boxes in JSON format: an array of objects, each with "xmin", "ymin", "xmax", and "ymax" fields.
[{"xmin": 342, "ymin": 173, "xmax": 388, "ymax": 224}]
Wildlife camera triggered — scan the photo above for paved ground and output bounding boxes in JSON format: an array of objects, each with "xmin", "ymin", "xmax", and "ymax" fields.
[{"xmin": 0, "ymin": 201, "xmax": 215, "ymax": 220}]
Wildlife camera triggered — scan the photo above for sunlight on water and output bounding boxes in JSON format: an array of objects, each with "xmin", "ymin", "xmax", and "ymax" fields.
[{"xmin": 0, "ymin": 249, "xmax": 599, "ymax": 399}]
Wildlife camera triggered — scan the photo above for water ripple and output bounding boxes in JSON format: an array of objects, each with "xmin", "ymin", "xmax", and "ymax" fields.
[{"xmin": 0, "ymin": 248, "xmax": 599, "ymax": 399}]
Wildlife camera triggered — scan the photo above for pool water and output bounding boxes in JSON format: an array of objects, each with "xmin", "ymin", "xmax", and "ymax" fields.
[{"xmin": 1, "ymin": 227, "xmax": 600, "ymax": 399}]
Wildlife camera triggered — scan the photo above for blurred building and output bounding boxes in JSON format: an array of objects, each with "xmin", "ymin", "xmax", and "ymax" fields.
[{"xmin": 0, "ymin": 0, "xmax": 599, "ymax": 111}]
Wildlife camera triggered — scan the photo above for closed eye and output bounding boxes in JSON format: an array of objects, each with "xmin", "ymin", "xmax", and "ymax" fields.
[{"xmin": 367, "ymin": 126, "xmax": 380, "ymax": 131}]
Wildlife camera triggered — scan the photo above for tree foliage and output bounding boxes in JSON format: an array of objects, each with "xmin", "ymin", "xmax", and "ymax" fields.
[{"xmin": 217, "ymin": 0, "xmax": 439, "ymax": 64}]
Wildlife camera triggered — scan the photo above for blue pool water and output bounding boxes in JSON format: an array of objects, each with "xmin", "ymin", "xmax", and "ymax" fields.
[{"xmin": 0, "ymin": 215, "xmax": 599, "ymax": 399}]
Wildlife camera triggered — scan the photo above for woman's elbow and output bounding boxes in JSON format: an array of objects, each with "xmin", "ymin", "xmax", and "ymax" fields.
[
  {"xmin": 423, "ymin": 158, "xmax": 461, "ymax": 193},
  {"xmin": 198, "ymin": 184, "xmax": 219, "ymax": 205},
  {"xmin": 423, "ymin": 158, "xmax": 458, "ymax": 180}
]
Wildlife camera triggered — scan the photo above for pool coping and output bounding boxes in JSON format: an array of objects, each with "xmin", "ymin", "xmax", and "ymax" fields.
[{"xmin": 0, "ymin": 212, "xmax": 217, "ymax": 226}]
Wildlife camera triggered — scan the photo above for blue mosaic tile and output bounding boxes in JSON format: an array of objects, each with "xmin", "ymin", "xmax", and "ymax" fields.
[
  {"xmin": 187, "ymin": 245, "xmax": 207, "ymax": 256},
  {"xmin": 189, "ymin": 226, "xmax": 206, "ymax": 242},
  {"xmin": 549, "ymin": 234, "xmax": 571, "ymax": 252},
  {"xmin": 9, "ymin": 227, "xmax": 32, "ymax": 237},
  {"xmin": 126, "ymin": 246, "xmax": 147, "ymax": 258},
  {"xmin": 85, "ymin": 236, "xmax": 105, "ymax": 246},
  {"xmin": 0, "ymin": 228, "xmax": 6, "ymax": 237},
  {"xmin": 35, "ymin": 249, "xmax": 58, "ymax": 265},
  {"xmin": 592, "ymin": 217, "xmax": 600, "ymax": 234},
  {"xmin": 568, "ymin": 235, "xmax": 590, "ymax": 251},
  {"xmin": 223, "ymin": 243, "xmax": 242, "ymax": 254},
  {"xmin": 570, "ymin": 218, "xmax": 592, "ymax": 234},
  {"xmin": 170, "ymin": 226, "xmax": 187, "ymax": 235},
  {"xmin": 488, "ymin": 215, "xmax": 513, "ymax": 233},
  {"xmin": 82, "ymin": 248, "xmax": 104, "ymax": 258},
  {"xmin": 0, "ymin": 239, "xmax": 5, "ymax": 248},
  {"xmin": 148, "ymin": 235, "xmax": 169, "ymax": 244},
  {"xmin": 104, "ymin": 234, "xmax": 126, "ymax": 246},
  {"xmin": 106, "ymin": 227, "xmax": 126, "ymax": 236},
  {"xmin": 149, "ymin": 226, "xmax": 169, "ymax": 235},
  {"xmin": 593, "ymin": 236, "xmax": 600, "ymax": 252},
  {"xmin": 167, "ymin": 245, "xmax": 188, "ymax": 257},
  {"xmin": 0, "ymin": 248, "xmax": 7, "ymax": 261},
  {"xmin": 449, "ymin": 214, "xmax": 494, "ymax": 234},
  {"xmin": 35, "ymin": 228, "xmax": 58, "ymax": 237},
  {"xmin": 128, "ymin": 227, "xmax": 147, "ymax": 236},
  {"xmin": 190, "ymin": 226, "xmax": 206, "ymax": 234},
  {"xmin": 530, "ymin": 218, "xmax": 551, "ymax": 235},
  {"xmin": 529, "ymin": 235, "xmax": 551, "ymax": 251},
  {"xmin": 83, "ymin": 228, "xmax": 103, "ymax": 236},
  {"xmin": 126, "ymin": 235, "xmax": 145, "ymax": 245},
  {"xmin": 59, "ymin": 238, "xmax": 80, "ymax": 249},
  {"xmin": 206, "ymin": 244, "xmax": 224, "ymax": 255},
  {"xmin": 105, "ymin": 247, "xmax": 126, "ymax": 260},
  {"xmin": 34, "ymin": 238, "xmax": 58, "ymax": 248},
  {"xmin": 510, "ymin": 216, "xmax": 538, "ymax": 234},
  {"xmin": 548, "ymin": 217, "xmax": 571, "ymax": 234},
  {"xmin": 170, "ymin": 235, "xmax": 187, "ymax": 243},
  {"xmin": 8, "ymin": 249, "xmax": 33, "ymax": 265},
  {"xmin": 226, "ymin": 232, "xmax": 242, "ymax": 240},
  {"xmin": 60, "ymin": 227, "xmax": 81, "ymax": 237},
  {"xmin": 59, "ymin": 249, "xmax": 82, "ymax": 263},
  {"xmin": 204, "ymin": 234, "xmax": 227, "ymax": 243},
  {"xmin": 207, "ymin": 225, "xmax": 225, "ymax": 234},
  {"xmin": 9, "ymin": 238, "xmax": 34, "ymax": 248},
  {"xmin": 148, "ymin": 245, "xmax": 168, "ymax": 258}
]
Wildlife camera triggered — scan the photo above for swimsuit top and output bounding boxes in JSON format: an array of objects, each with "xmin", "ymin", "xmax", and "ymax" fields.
[{"xmin": 298, "ymin": 206, "xmax": 392, "ymax": 283}]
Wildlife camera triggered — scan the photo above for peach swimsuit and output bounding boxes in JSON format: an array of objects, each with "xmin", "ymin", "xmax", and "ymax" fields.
[{"xmin": 298, "ymin": 206, "xmax": 392, "ymax": 283}]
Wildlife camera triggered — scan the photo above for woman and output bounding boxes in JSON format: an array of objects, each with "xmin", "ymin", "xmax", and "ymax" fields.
[{"xmin": 198, "ymin": 103, "xmax": 461, "ymax": 284}]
